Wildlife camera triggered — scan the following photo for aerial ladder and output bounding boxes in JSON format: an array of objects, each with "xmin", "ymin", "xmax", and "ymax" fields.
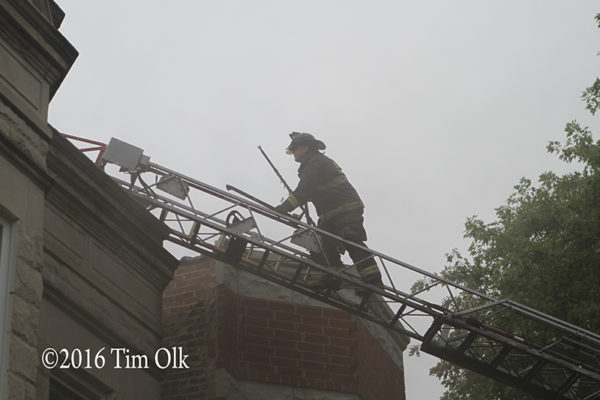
[{"xmin": 65, "ymin": 135, "xmax": 600, "ymax": 400}]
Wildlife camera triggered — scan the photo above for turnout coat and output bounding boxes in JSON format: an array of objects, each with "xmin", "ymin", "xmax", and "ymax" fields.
[{"xmin": 281, "ymin": 151, "xmax": 367, "ymax": 242}]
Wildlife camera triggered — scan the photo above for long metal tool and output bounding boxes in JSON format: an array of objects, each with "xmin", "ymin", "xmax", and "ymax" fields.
[
  {"xmin": 67, "ymin": 135, "xmax": 600, "ymax": 400},
  {"xmin": 226, "ymin": 184, "xmax": 274, "ymax": 210},
  {"xmin": 257, "ymin": 145, "xmax": 315, "ymax": 225}
]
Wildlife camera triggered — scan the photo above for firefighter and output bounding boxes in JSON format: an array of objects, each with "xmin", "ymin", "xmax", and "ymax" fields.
[{"xmin": 274, "ymin": 132, "xmax": 383, "ymax": 295}]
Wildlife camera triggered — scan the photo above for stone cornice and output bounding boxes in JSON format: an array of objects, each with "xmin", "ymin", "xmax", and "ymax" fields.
[
  {"xmin": 0, "ymin": 0, "xmax": 78, "ymax": 98},
  {"xmin": 46, "ymin": 129, "xmax": 178, "ymax": 289}
]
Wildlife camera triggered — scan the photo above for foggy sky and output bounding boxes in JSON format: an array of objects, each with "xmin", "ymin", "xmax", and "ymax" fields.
[{"xmin": 50, "ymin": 2, "xmax": 599, "ymax": 398}]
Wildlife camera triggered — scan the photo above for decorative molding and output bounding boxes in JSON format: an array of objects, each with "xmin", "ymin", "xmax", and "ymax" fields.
[
  {"xmin": 0, "ymin": 0, "xmax": 78, "ymax": 98},
  {"xmin": 0, "ymin": 40, "xmax": 43, "ymax": 111},
  {"xmin": 45, "ymin": 131, "xmax": 178, "ymax": 289}
]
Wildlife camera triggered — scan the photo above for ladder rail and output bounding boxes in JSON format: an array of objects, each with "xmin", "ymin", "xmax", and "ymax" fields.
[
  {"xmin": 69, "ymin": 135, "xmax": 600, "ymax": 400},
  {"xmin": 125, "ymin": 166, "xmax": 600, "ymax": 381},
  {"xmin": 131, "ymin": 190, "xmax": 450, "ymax": 322},
  {"xmin": 140, "ymin": 160, "xmax": 600, "ymax": 349},
  {"xmin": 149, "ymin": 161, "xmax": 500, "ymax": 302}
]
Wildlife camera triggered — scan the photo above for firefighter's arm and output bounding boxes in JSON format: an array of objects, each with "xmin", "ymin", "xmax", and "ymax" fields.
[
  {"xmin": 275, "ymin": 158, "xmax": 324, "ymax": 213},
  {"xmin": 274, "ymin": 199, "xmax": 295, "ymax": 214},
  {"xmin": 275, "ymin": 188, "xmax": 304, "ymax": 214}
]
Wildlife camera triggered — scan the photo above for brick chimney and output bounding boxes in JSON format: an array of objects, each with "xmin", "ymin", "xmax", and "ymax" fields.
[{"xmin": 163, "ymin": 256, "xmax": 408, "ymax": 400}]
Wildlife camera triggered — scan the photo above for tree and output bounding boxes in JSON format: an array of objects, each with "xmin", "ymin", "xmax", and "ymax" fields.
[{"xmin": 426, "ymin": 13, "xmax": 600, "ymax": 400}]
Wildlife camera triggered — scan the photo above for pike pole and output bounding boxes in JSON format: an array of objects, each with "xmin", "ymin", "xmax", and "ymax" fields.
[{"xmin": 258, "ymin": 145, "xmax": 315, "ymax": 225}]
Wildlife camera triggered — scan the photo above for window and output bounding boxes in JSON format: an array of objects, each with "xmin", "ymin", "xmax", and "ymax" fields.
[{"xmin": 0, "ymin": 213, "xmax": 16, "ymax": 400}]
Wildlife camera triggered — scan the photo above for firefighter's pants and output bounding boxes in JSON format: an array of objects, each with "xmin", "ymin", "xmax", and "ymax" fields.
[{"xmin": 312, "ymin": 211, "xmax": 381, "ymax": 283}]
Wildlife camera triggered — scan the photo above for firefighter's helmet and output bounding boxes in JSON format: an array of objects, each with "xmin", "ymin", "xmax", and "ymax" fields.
[{"xmin": 285, "ymin": 132, "xmax": 326, "ymax": 154}]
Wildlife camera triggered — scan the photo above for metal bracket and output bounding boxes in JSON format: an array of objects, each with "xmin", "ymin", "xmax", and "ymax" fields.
[
  {"xmin": 228, "ymin": 216, "xmax": 256, "ymax": 234},
  {"xmin": 157, "ymin": 175, "xmax": 189, "ymax": 200},
  {"xmin": 100, "ymin": 137, "xmax": 150, "ymax": 171},
  {"xmin": 291, "ymin": 228, "xmax": 322, "ymax": 253}
]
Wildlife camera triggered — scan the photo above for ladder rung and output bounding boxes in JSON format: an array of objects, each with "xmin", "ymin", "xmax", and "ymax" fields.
[
  {"xmin": 523, "ymin": 359, "xmax": 546, "ymax": 383},
  {"xmin": 490, "ymin": 346, "xmax": 512, "ymax": 368},
  {"xmin": 458, "ymin": 331, "xmax": 478, "ymax": 354},
  {"xmin": 257, "ymin": 251, "xmax": 270, "ymax": 271},
  {"xmin": 290, "ymin": 263, "xmax": 304, "ymax": 284},
  {"xmin": 391, "ymin": 304, "xmax": 407, "ymax": 325},
  {"xmin": 557, "ymin": 373, "xmax": 580, "ymax": 395},
  {"xmin": 159, "ymin": 208, "xmax": 168, "ymax": 221}
]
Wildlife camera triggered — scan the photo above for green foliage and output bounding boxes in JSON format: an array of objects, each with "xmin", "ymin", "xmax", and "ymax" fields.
[
  {"xmin": 428, "ymin": 16, "xmax": 600, "ymax": 399},
  {"xmin": 583, "ymin": 79, "xmax": 600, "ymax": 115},
  {"xmin": 433, "ymin": 119, "xmax": 600, "ymax": 400}
]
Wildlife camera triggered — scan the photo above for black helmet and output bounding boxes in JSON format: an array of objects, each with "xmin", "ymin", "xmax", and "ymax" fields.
[{"xmin": 285, "ymin": 132, "xmax": 326, "ymax": 154}]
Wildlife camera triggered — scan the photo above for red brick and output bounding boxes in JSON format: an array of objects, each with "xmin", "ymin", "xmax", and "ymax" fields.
[
  {"xmin": 331, "ymin": 355, "xmax": 355, "ymax": 366},
  {"xmin": 298, "ymin": 342, "xmax": 323, "ymax": 353},
  {"xmin": 325, "ymin": 345, "xmax": 352, "ymax": 356},
  {"xmin": 275, "ymin": 348, "xmax": 301, "ymax": 359},
  {"xmin": 243, "ymin": 352, "xmax": 270, "ymax": 364},
  {"xmin": 269, "ymin": 319, "xmax": 295, "ymax": 331},
  {"xmin": 269, "ymin": 302, "xmax": 295, "ymax": 312},
  {"xmin": 245, "ymin": 325, "xmax": 272, "ymax": 337},
  {"xmin": 274, "ymin": 329, "xmax": 301, "ymax": 341},
  {"xmin": 164, "ymin": 291, "xmax": 195, "ymax": 303},
  {"xmin": 164, "ymin": 304, "xmax": 192, "ymax": 315},
  {"xmin": 296, "ymin": 324, "xmax": 323, "ymax": 335},
  {"xmin": 272, "ymin": 357, "xmax": 298, "ymax": 368},
  {"xmin": 244, "ymin": 344, "xmax": 273, "ymax": 355},
  {"xmin": 299, "ymin": 360, "xmax": 324, "ymax": 371},
  {"xmin": 274, "ymin": 311, "xmax": 302, "ymax": 322},
  {"xmin": 270, "ymin": 338, "xmax": 297, "ymax": 349},
  {"xmin": 330, "ymin": 373, "xmax": 356, "ymax": 385},
  {"xmin": 323, "ymin": 309, "xmax": 350, "ymax": 319},
  {"xmin": 175, "ymin": 276, "xmax": 207, "ymax": 290},
  {"xmin": 332, "ymin": 337, "xmax": 355, "ymax": 348},
  {"xmin": 302, "ymin": 351, "xmax": 329, "ymax": 363},
  {"xmin": 329, "ymin": 318, "xmax": 354, "ymax": 330},
  {"xmin": 296, "ymin": 304, "xmax": 323, "ymax": 316},
  {"xmin": 304, "ymin": 370, "xmax": 329, "ymax": 380},
  {"xmin": 325, "ymin": 327, "xmax": 350, "ymax": 338},
  {"xmin": 217, "ymin": 296, "xmax": 235, "ymax": 308},
  {"xmin": 304, "ymin": 334, "xmax": 329, "ymax": 345},
  {"xmin": 243, "ymin": 315, "xmax": 269, "ymax": 327},
  {"xmin": 302, "ymin": 315, "xmax": 328, "ymax": 326},
  {"xmin": 327, "ymin": 364, "xmax": 355, "ymax": 375},
  {"xmin": 241, "ymin": 334, "xmax": 269, "ymax": 346},
  {"xmin": 277, "ymin": 367, "xmax": 302, "ymax": 377},
  {"xmin": 245, "ymin": 306, "xmax": 272, "ymax": 319}
]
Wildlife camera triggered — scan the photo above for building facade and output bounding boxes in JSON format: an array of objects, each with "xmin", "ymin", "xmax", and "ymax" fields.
[
  {"xmin": 0, "ymin": 1, "xmax": 178, "ymax": 399},
  {"xmin": 1, "ymin": 2, "xmax": 408, "ymax": 399}
]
